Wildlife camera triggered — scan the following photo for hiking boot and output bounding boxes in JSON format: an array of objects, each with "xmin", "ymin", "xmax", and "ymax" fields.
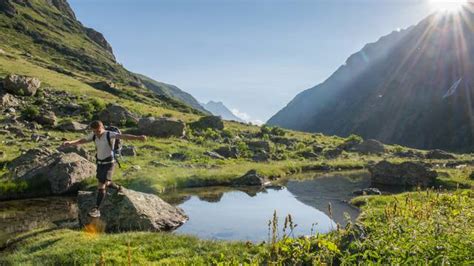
[{"xmin": 88, "ymin": 207, "xmax": 100, "ymax": 218}]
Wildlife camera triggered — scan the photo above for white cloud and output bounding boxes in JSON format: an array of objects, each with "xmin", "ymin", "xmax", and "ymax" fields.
[{"xmin": 231, "ymin": 108, "xmax": 264, "ymax": 125}]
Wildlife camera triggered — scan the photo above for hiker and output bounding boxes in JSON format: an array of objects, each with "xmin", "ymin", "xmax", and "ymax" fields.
[{"xmin": 62, "ymin": 120, "xmax": 147, "ymax": 217}]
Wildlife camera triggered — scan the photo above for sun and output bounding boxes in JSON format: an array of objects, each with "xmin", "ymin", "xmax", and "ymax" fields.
[{"xmin": 429, "ymin": 0, "xmax": 469, "ymax": 12}]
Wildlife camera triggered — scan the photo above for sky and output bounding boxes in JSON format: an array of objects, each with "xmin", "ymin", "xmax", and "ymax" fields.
[{"xmin": 69, "ymin": 0, "xmax": 442, "ymax": 124}]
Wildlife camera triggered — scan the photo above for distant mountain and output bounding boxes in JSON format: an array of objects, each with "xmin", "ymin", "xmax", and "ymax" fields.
[
  {"xmin": 135, "ymin": 74, "xmax": 209, "ymax": 114},
  {"xmin": 201, "ymin": 101, "xmax": 245, "ymax": 122},
  {"xmin": 0, "ymin": 0, "xmax": 205, "ymax": 114},
  {"xmin": 268, "ymin": 7, "xmax": 474, "ymax": 152}
]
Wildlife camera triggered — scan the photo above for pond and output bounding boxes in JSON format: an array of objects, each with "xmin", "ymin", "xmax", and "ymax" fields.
[
  {"xmin": 163, "ymin": 171, "xmax": 371, "ymax": 242},
  {"xmin": 0, "ymin": 171, "xmax": 374, "ymax": 245}
]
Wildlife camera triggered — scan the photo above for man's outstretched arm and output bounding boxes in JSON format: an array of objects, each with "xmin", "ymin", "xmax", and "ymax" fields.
[{"xmin": 62, "ymin": 138, "xmax": 90, "ymax": 147}]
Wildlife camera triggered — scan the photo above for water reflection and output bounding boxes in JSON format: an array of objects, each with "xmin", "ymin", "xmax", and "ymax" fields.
[{"xmin": 0, "ymin": 197, "xmax": 77, "ymax": 247}]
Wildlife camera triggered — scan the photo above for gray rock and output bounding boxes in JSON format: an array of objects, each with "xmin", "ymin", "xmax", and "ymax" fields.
[
  {"xmin": 312, "ymin": 144, "xmax": 325, "ymax": 153},
  {"xmin": 5, "ymin": 149, "xmax": 96, "ymax": 198},
  {"xmin": 0, "ymin": 93, "xmax": 20, "ymax": 108},
  {"xmin": 270, "ymin": 136, "xmax": 297, "ymax": 147},
  {"xmin": 77, "ymin": 188, "xmax": 187, "ymax": 232},
  {"xmin": 339, "ymin": 139, "xmax": 363, "ymax": 151},
  {"xmin": 98, "ymin": 104, "xmax": 139, "ymax": 126},
  {"xmin": 324, "ymin": 148, "xmax": 343, "ymax": 159},
  {"xmin": 149, "ymin": 161, "xmax": 169, "ymax": 167},
  {"xmin": 213, "ymin": 146, "xmax": 239, "ymax": 158},
  {"xmin": 204, "ymin": 151, "xmax": 225, "ymax": 160},
  {"xmin": 57, "ymin": 145, "xmax": 94, "ymax": 162},
  {"xmin": 138, "ymin": 117, "xmax": 185, "ymax": 138},
  {"xmin": 48, "ymin": 153, "xmax": 96, "ymax": 194},
  {"xmin": 252, "ymin": 150, "xmax": 270, "ymax": 162},
  {"xmin": 58, "ymin": 121, "xmax": 88, "ymax": 132},
  {"xmin": 352, "ymin": 139, "xmax": 385, "ymax": 154},
  {"xmin": 426, "ymin": 149, "xmax": 456, "ymax": 160},
  {"xmin": 121, "ymin": 145, "xmax": 137, "ymax": 156},
  {"xmin": 393, "ymin": 150, "xmax": 425, "ymax": 158},
  {"xmin": 34, "ymin": 111, "xmax": 57, "ymax": 126},
  {"xmin": 369, "ymin": 160, "xmax": 437, "ymax": 187},
  {"xmin": 353, "ymin": 188, "xmax": 382, "ymax": 196},
  {"xmin": 191, "ymin": 115, "xmax": 224, "ymax": 130},
  {"xmin": 246, "ymin": 140, "xmax": 271, "ymax": 152},
  {"xmin": 232, "ymin": 170, "xmax": 271, "ymax": 187},
  {"xmin": 3, "ymin": 74, "xmax": 41, "ymax": 96}
]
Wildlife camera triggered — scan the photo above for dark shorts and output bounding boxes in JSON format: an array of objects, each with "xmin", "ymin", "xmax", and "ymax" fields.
[{"xmin": 96, "ymin": 163, "xmax": 115, "ymax": 183}]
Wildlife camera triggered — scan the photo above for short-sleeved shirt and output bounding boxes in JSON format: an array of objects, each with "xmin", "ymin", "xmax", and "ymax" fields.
[{"xmin": 85, "ymin": 131, "xmax": 119, "ymax": 160}]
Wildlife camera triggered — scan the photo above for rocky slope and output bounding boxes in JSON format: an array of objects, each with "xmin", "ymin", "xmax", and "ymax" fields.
[
  {"xmin": 0, "ymin": 0, "xmax": 204, "ymax": 114},
  {"xmin": 201, "ymin": 100, "xmax": 245, "ymax": 122},
  {"xmin": 268, "ymin": 7, "xmax": 474, "ymax": 152}
]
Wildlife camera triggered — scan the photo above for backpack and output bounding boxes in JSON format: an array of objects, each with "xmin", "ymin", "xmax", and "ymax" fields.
[{"xmin": 93, "ymin": 126, "xmax": 123, "ymax": 168}]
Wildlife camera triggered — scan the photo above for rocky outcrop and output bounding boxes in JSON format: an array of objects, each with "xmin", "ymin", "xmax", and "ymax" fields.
[
  {"xmin": 369, "ymin": 160, "xmax": 437, "ymax": 187},
  {"xmin": 77, "ymin": 188, "xmax": 188, "ymax": 232},
  {"xmin": 3, "ymin": 74, "xmax": 41, "ymax": 96},
  {"xmin": 352, "ymin": 139, "xmax": 385, "ymax": 154},
  {"xmin": 121, "ymin": 146, "xmax": 137, "ymax": 156},
  {"xmin": 84, "ymin": 27, "xmax": 114, "ymax": 57},
  {"xmin": 98, "ymin": 104, "xmax": 139, "ymax": 126},
  {"xmin": 324, "ymin": 148, "xmax": 343, "ymax": 159},
  {"xmin": 4, "ymin": 149, "xmax": 96, "ymax": 199},
  {"xmin": 138, "ymin": 117, "xmax": 185, "ymax": 138},
  {"xmin": 46, "ymin": 0, "xmax": 76, "ymax": 20},
  {"xmin": 190, "ymin": 115, "xmax": 224, "ymax": 130},
  {"xmin": 204, "ymin": 151, "xmax": 225, "ymax": 160},
  {"xmin": 252, "ymin": 151, "xmax": 270, "ymax": 162},
  {"xmin": 232, "ymin": 170, "xmax": 271, "ymax": 187},
  {"xmin": 425, "ymin": 149, "xmax": 456, "ymax": 160}
]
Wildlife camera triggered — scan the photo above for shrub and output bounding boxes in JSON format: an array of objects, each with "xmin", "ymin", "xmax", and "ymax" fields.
[{"xmin": 21, "ymin": 105, "xmax": 40, "ymax": 120}]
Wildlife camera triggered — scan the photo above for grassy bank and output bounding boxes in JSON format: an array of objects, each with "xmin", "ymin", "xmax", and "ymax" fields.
[{"xmin": 2, "ymin": 188, "xmax": 472, "ymax": 265}]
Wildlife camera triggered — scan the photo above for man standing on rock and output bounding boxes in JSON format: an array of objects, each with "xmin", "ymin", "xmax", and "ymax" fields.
[{"xmin": 62, "ymin": 120, "xmax": 147, "ymax": 218}]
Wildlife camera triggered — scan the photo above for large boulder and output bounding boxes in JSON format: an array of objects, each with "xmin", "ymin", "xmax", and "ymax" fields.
[
  {"xmin": 4, "ymin": 149, "xmax": 96, "ymax": 199},
  {"xmin": 190, "ymin": 115, "xmax": 224, "ymax": 130},
  {"xmin": 77, "ymin": 188, "xmax": 188, "ymax": 232},
  {"xmin": 232, "ymin": 170, "xmax": 271, "ymax": 187},
  {"xmin": 98, "ymin": 104, "xmax": 139, "ymax": 126},
  {"xmin": 57, "ymin": 145, "xmax": 94, "ymax": 162},
  {"xmin": 369, "ymin": 160, "xmax": 437, "ymax": 187},
  {"xmin": 352, "ymin": 139, "xmax": 385, "ymax": 154},
  {"xmin": 48, "ymin": 153, "xmax": 96, "ymax": 194},
  {"xmin": 138, "ymin": 117, "xmax": 185, "ymax": 138},
  {"xmin": 426, "ymin": 149, "xmax": 456, "ymax": 160},
  {"xmin": 3, "ymin": 74, "xmax": 41, "ymax": 96}
]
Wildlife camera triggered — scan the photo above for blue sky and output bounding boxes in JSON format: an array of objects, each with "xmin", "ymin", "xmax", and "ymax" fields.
[{"xmin": 69, "ymin": 0, "xmax": 439, "ymax": 123}]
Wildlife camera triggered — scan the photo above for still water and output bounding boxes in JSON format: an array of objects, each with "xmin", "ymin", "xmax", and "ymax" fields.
[{"xmin": 0, "ymin": 171, "xmax": 371, "ymax": 245}]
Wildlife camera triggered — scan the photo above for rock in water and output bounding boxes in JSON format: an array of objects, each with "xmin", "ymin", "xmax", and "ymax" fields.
[
  {"xmin": 77, "ymin": 188, "xmax": 188, "ymax": 232},
  {"xmin": 3, "ymin": 74, "xmax": 41, "ymax": 96},
  {"xmin": 369, "ymin": 160, "xmax": 437, "ymax": 187},
  {"xmin": 232, "ymin": 169, "xmax": 271, "ymax": 187}
]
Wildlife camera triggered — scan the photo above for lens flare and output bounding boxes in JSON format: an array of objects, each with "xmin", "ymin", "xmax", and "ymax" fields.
[{"xmin": 429, "ymin": 0, "xmax": 468, "ymax": 12}]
